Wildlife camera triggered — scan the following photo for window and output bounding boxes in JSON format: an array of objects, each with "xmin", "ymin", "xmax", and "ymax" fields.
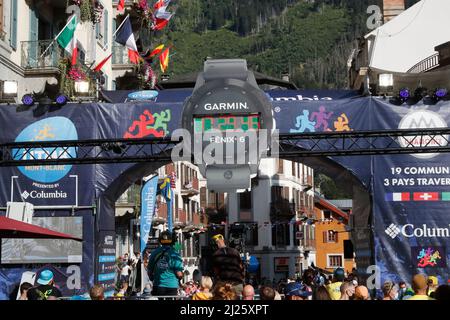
[
  {"xmin": 239, "ymin": 191, "xmax": 252, "ymax": 210},
  {"xmin": 272, "ymin": 223, "xmax": 290, "ymax": 246},
  {"xmin": 328, "ymin": 255, "xmax": 343, "ymax": 268},
  {"xmin": 9, "ymin": 0, "xmax": 17, "ymax": 49},
  {"xmin": 323, "ymin": 230, "xmax": 338, "ymax": 243}
]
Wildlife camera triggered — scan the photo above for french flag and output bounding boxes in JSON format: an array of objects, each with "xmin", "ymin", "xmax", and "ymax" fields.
[
  {"xmin": 385, "ymin": 192, "xmax": 410, "ymax": 202},
  {"xmin": 114, "ymin": 15, "xmax": 138, "ymax": 53}
]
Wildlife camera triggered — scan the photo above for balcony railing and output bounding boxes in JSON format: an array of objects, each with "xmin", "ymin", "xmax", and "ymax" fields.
[
  {"xmin": 21, "ymin": 40, "xmax": 62, "ymax": 69},
  {"xmin": 407, "ymin": 53, "xmax": 440, "ymax": 73},
  {"xmin": 112, "ymin": 45, "xmax": 131, "ymax": 65}
]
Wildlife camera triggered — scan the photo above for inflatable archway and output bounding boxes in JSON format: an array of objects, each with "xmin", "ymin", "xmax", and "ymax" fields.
[{"xmin": 0, "ymin": 89, "xmax": 449, "ymax": 298}]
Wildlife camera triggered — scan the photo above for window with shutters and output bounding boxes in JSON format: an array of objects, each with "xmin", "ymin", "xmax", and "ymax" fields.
[
  {"xmin": 323, "ymin": 230, "xmax": 338, "ymax": 243},
  {"xmin": 327, "ymin": 255, "xmax": 343, "ymax": 268},
  {"xmin": 103, "ymin": 9, "xmax": 109, "ymax": 48}
]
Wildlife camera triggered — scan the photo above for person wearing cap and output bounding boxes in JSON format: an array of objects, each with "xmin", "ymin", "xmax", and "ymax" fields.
[
  {"xmin": 27, "ymin": 269, "xmax": 62, "ymax": 300},
  {"xmin": 404, "ymin": 274, "xmax": 435, "ymax": 300},
  {"xmin": 147, "ymin": 230, "xmax": 184, "ymax": 297},
  {"xmin": 427, "ymin": 276, "xmax": 439, "ymax": 298},
  {"xmin": 326, "ymin": 268, "xmax": 345, "ymax": 300},
  {"xmin": 211, "ymin": 234, "xmax": 245, "ymax": 296},
  {"xmin": 284, "ymin": 282, "xmax": 312, "ymax": 300}
]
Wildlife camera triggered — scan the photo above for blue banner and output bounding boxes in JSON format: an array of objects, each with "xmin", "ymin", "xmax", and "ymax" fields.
[{"xmin": 140, "ymin": 175, "xmax": 158, "ymax": 255}]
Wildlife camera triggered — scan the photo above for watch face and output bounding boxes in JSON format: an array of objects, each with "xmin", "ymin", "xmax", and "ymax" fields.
[{"xmin": 193, "ymin": 114, "xmax": 260, "ymax": 134}]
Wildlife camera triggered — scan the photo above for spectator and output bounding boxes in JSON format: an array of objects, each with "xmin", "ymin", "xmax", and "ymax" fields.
[
  {"xmin": 339, "ymin": 282, "xmax": 355, "ymax": 300},
  {"xmin": 147, "ymin": 231, "xmax": 184, "ymax": 296},
  {"xmin": 274, "ymin": 290, "xmax": 282, "ymax": 300},
  {"xmin": 242, "ymin": 284, "xmax": 255, "ymax": 300},
  {"xmin": 284, "ymin": 282, "xmax": 312, "ymax": 300},
  {"xmin": 89, "ymin": 284, "xmax": 105, "ymax": 300},
  {"xmin": 211, "ymin": 234, "xmax": 244, "ymax": 296},
  {"xmin": 382, "ymin": 281, "xmax": 398, "ymax": 300},
  {"xmin": 427, "ymin": 276, "xmax": 439, "ymax": 298},
  {"xmin": 404, "ymin": 274, "xmax": 435, "ymax": 300},
  {"xmin": 18, "ymin": 282, "xmax": 32, "ymax": 300},
  {"xmin": 313, "ymin": 286, "xmax": 331, "ymax": 300},
  {"xmin": 27, "ymin": 270, "xmax": 62, "ymax": 300},
  {"xmin": 260, "ymin": 286, "xmax": 276, "ymax": 300},
  {"xmin": 434, "ymin": 285, "xmax": 450, "ymax": 301},
  {"xmin": 192, "ymin": 276, "xmax": 213, "ymax": 300},
  {"xmin": 116, "ymin": 281, "xmax": 129, "ymax": 297},
  {"xmin": 326, "ymin": 268, "xmax": 345, "ymax": 300},
  {"xmin": 120, "ymin": 261, "xmax": 131, "ymax": 284},
  {"xmin": 302, "ymin": 269, "xmax": 315, "ymax": 299},
  {"xmin": 212, "ymin": 282, "xmax": 238, "ymax": 300},
  {"xmin": 354, "ymin": 285, "xmax": 370, "ymax": 300},
  {"xmin": 398, "ymin": 281, "xmax": 408, "ymax": 300}
]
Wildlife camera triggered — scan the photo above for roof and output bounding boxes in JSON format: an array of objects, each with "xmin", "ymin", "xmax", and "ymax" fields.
[
  {"xmin": 156, "ymin": 71, "xmax": 298, "ymax": 90},
  {"xmin": 366, "ymin": 0, "xmax": 450, "ymax": 72},
  {"xmin": 314, "ymin": 195, "xmax": 349, "ymax": 222},
  {"xmin": 0, "ymin": 216, "xmax": 82, "ymax": 241},
  {"xmin": 327, "ymin": 199, "xmax": 353, "ymax": 210}
]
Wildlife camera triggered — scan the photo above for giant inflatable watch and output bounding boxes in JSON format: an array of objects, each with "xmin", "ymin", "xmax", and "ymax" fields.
[{"xmin": 181, "ymin": 59, "xmax": 274, "ymax": 191}]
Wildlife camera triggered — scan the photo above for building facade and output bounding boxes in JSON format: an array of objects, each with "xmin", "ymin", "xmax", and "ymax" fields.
[
  {"xmin": 227, "ymin": 158, "xmax": 316, "ymax": 282},
  {"xmin": 313, "ymin": 195, "xmax": 355, "ymax": 274},
  {"xmin": 0, "ymin": 0, "xmax": 134, "ymax": 100}
]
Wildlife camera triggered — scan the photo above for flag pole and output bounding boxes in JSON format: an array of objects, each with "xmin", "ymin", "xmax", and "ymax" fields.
[
  {"xmin": 40, "ymin": 14, "xmax": 76, "ymax": 59},
  {"xmin": 112, "ymin": 14, "xmax": 130, "ymax": 39}
]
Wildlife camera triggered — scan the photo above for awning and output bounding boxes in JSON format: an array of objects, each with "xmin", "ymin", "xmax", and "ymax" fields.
[{"xmin": 0, "ymin": 216, "xmax": 82, "ymax": 241}]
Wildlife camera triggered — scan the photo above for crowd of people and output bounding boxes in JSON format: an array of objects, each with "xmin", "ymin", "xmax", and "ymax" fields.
[
  {"xmin": 105, "ymin": 231, "xmax": 450, "ymax": 301},
  {"xmin": 14, "ymin": 231, "xmax": 450, "ymax": 301}
]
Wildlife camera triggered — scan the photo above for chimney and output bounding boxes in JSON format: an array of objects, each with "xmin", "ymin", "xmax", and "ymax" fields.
[{"xmin": 383, "ymin": 0, "xmax": 405, "ymax": 23}]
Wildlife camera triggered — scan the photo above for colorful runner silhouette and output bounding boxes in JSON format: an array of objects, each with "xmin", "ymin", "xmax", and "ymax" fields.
[
  {"xmin": 311, "ymin": 106, "xmax": 333, "ymax": 131},
  {"xmin": 290, "ymin": 110, "xmax": 316, "ymax": 133},
  {"xmin": 334, "ymin": 113, "xmax": 352, "ymax": 132},
  {"xmin": 124, "ymin": 110, "xmax": 169, "ymax": 138}
]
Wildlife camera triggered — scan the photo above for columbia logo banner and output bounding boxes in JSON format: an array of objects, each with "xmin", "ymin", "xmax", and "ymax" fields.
[{"xmin": 385, "ymin": 224, "xmax": 401, "ymax": 239}]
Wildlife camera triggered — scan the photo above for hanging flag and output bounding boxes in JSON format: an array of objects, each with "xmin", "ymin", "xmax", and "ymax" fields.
[
  {"xmin": 117, "ymin": 0, "xmax": 125, "ymax": 12},
  {"xmin": 71, "ymin": 33, "xmax": 78, "ymax": 66},
  {"xmin": 56, "ymin": 15, "xmax": 78, "ymax": 64},
  {"xmin": 159, "ymin": 47, "xmax": 169, "ymax": 72},
  {"xmin": 140, "ymin": 175, "xmax": 159, "ymax": 255},
  {"xmin": 152, "ymin": 18, "xmax": 171, "ymax": 31},
  {"xmin": 128, "ymin": 49, "xmax": 141, "ymax": 64},
  {"xmin": 114, "ymin": 15, "xmax": 138, "ymax": 52},
  {"xmin": 93, "ymin": 54, "xmax": 112, "ymax": 72},
  {"xmin": 150, "ymin": 44, "xmax": 164, "ymax": 57},
  {"xmin": 157, "ymin": 177, "xmax": 173, "ymax": 231},
  {"xmin": 153, "ymin": 0, "xmax": 171, "ymax": 11}
]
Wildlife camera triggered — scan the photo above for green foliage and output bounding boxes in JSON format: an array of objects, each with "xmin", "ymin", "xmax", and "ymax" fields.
[
  {"xmin": 79, "ymin": 0, "xmax": 92, "ymax": 22},
  {"xmin": 154, "ymin": 0, "xmax": 421, "ymax": 88},
  {"xmin": 315, "ymin": 173, "xmax": 352, "ymax": 199}
]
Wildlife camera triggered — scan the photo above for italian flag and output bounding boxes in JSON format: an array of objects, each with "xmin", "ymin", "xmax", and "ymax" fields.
[{"xmin": 56, "ymin": 15, "xmax": 78, "ymax": 65}]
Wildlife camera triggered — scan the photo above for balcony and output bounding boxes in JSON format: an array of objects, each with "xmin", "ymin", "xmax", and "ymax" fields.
[
  {"xmin": 270, "ymin": 201, "xmax": 296, "ymax": 222},
  {"xmin": 112, "ymin": 45, "xmax": 131, "ymax": 67},
  {"xmin": 181, "ymin": 177, "xmax": 199, "ymax": 197},
  {"xmin": 21, "ymin": 40, "xmax": 62, "ymax": 72}
]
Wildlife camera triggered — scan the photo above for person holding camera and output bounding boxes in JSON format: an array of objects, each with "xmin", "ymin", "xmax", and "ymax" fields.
[
  {"xmin": 147, "ymin": 231, "xmax": 184, "ymax": 297},
  {"xmin": 211, "ymin": 234, "xmax": 245, "ymax": 296}
]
